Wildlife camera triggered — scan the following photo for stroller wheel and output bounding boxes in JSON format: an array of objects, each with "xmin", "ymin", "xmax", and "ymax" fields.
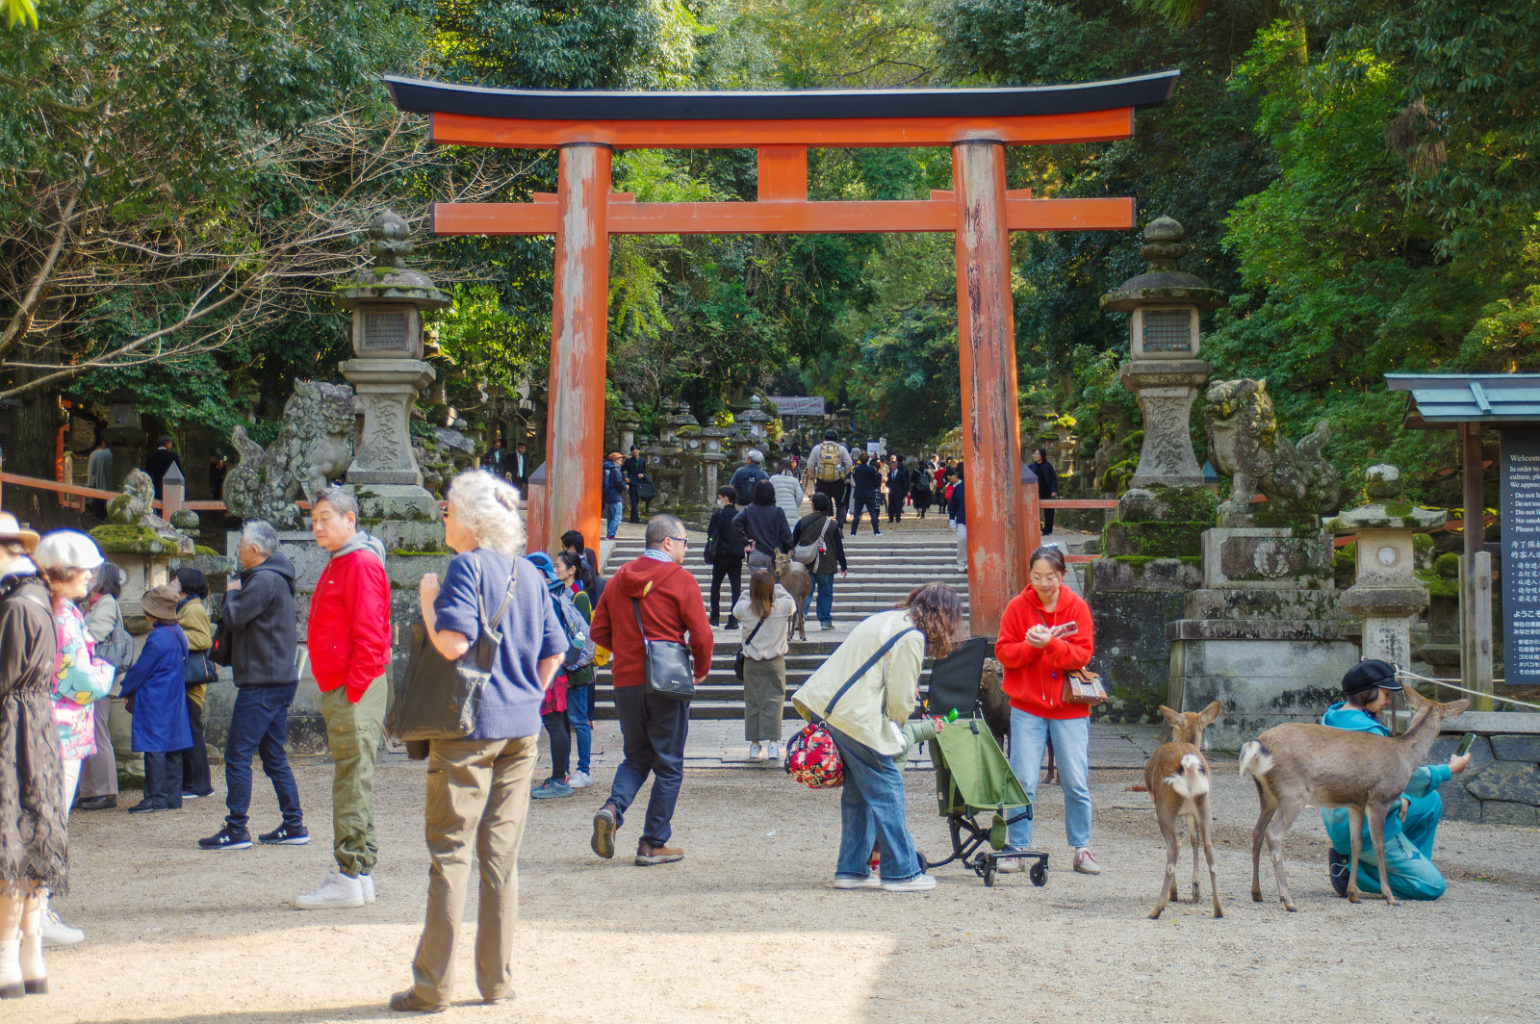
[
  {"xmin": 1030, "ymin": 861, "xmax": 1048, "ymax": 887},
  {"xmin": 983, "ymin": 861, "xmax": 997, "ymax": 887}
]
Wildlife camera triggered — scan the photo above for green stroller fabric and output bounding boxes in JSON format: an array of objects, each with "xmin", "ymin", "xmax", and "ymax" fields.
[{"xmin": 930, "ymin": 720, "xmax": 1030, "ymax": 817}]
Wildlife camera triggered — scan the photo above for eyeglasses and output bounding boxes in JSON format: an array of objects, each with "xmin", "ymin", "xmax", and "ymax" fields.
[
  {"xmin": 669, "ymin": 535, "xmax": 689, "ymax": 546},
  {"xmin": 1029, "ymin": 573, "xmax": 1061, "ymax": 584}
]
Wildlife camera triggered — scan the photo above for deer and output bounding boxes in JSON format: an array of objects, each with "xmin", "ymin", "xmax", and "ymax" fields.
[
  {"xmin": 1239, "ymin": 686, "xmax": 1469, "ymax": 911},
  {"xmin": 1145, "ymin": 701, "xmax": 1224, "ymax": 920},
  {"xmin": 771, "ymin": 551, "xmax": 810, "ymax": 641}
]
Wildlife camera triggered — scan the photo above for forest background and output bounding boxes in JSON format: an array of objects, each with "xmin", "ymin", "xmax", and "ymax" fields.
[{"xmin": 2, "ymin": 0, "xmax": 1536, "ymax": 502}]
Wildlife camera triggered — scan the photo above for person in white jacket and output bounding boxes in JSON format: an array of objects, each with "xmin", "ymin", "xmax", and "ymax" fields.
[
  {"xmin": 791, "ymin": 583, "xmax": 963, "ymax": 893},
  {"xmin": 770, "ymin": 460, "xmax": 805, "ymax": 531}
]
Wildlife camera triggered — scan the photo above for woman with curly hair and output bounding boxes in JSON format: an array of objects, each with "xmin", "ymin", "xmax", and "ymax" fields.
[{"xmin": 792, "ymin": 582, "xmax": 963, "ymax": 893}]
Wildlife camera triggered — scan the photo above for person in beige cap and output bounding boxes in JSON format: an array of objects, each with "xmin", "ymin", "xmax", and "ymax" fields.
[
  {"xmin": 118, "ymin": 584, "xmax": 191, "ymax": 813},
  {"xmin": 0, "ymin": 512, "xmax": 63, "ymax": 998}
]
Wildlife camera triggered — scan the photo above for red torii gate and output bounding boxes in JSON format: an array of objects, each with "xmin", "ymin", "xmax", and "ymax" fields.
[{"xmin": 386, "ymin": 71, "xmax": 1178, "ymax": 635}]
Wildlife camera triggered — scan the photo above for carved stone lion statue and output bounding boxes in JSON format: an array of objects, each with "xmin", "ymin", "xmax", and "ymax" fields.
[
  {"xmin": 224, "ymin": 381, "xmax": 357, "ymax": 528},
  {"xmin": 1204, "ymin": 378, "xmax": 1341, "ymax": 525}
]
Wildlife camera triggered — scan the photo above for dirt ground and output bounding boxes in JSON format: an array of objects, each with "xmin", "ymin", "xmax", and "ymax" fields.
[{"xmin": 35, "ymin": 754, "xmax": 1540, "ymax": 1024}]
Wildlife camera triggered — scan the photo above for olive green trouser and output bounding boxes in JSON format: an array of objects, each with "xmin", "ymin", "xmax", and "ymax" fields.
[
  {"xmin": 410, "ymin": 735, "xmax": 539, "ymax": 1007},
  {"xmin": 319, "ymin": 680, "xmax": 386, "ymax": 877},
  {"xmin": 742, "ymin": 655, "xmax": 786, "ymax": 742}
]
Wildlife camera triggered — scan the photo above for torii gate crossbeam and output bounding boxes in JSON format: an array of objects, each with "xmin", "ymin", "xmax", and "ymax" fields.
[{"xmin": 386, "ymin": 71, "xmax": 1179, "ymax": 636}]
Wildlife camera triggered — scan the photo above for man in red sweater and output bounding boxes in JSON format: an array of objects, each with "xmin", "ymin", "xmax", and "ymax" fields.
[
  {"xmin": 296, "ymin": 487, "xmax": 392, "ymax": 909},
  {"xmin": 589, "ymin": 514, "xmax": 712, "ymax": 866}
]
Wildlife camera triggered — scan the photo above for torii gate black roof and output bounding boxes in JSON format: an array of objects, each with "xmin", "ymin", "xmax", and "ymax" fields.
[{"xmin": 383, "ymin": 69, "xmax": 1180, "ymax": 122}]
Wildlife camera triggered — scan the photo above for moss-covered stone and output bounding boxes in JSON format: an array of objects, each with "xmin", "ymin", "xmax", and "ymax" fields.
[
  {"xmin": 1103, "ymin": 519, "xmax": 1210, "ymax": 558},
  {"xmin": 89, "ymin": 524, "xmax": 185, "ymax": 555}
]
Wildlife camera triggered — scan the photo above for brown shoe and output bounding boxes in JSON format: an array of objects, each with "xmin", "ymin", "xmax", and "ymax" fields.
[
  {"xmin": 388, "ymin": 989, "xmax": 447, "ymax": 1014},
  {"xmin": 591, "ymin": 804, "xmax": 618, "ymax": 860},
  {"xmin": 635, "ymin": 841, "xmax": 684, "ymax": 866}
]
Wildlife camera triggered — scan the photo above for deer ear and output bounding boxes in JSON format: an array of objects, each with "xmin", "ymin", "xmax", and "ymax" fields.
[
  {"xmin": 1445, "ymin": 699, "xmax": 1471, "ymax": 717},
  {"xmin": 1401, "ymin": 685, "xmax": 1427, "ymax": 709},
  {"xmin": 1199, "ymin": 699, "xmax": 1223, "ymax": 725},
  {"xmin": 1160, "ymin": 705, "xmax": 1182, "ymax": 728}
]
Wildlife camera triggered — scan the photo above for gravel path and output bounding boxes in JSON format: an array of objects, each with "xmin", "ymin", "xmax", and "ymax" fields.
[{"xmin": 36, "ymin": 756, "xmax": 1538, "ymax": 1024}]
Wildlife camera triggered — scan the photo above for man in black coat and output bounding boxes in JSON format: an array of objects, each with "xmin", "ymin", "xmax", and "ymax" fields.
[
  {"xmin": 198, "ymin": 520, "xmax": 306, "ymax": 851},
  {"xmin": 622, "ymin": 445, "xmax": 651, "ymax": 523},
  {"xmin": 143, "ymin": 436, "xmax": 183, "ymax": 501},
  {"xmin": 706, "ymin": 485, "xmax": 745, "ymax": 628},
  {"xmin": 1029, "ymin": 447, "xmax": 1060, "ymax": 535},
  {"xmin": 848, "ymin": 452, "xmax": 882, "ymax": 536},
  {"xmin": 886, "ymin": 456, "xmax": 910, "ymax": 524}
]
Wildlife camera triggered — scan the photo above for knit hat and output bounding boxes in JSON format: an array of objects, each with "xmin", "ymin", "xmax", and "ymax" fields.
[{"xmin": 1341, "ymin": 659, "xmax": 1402, "ymax": 697}]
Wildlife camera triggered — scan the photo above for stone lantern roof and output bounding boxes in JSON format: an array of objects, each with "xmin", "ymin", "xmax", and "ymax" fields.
[
  {"xmin": 335, "ymin": 210, "xmax": 450, "ymax": 311},
  {"xmin": 1100, "ymin": 216, "xmax": 1225, "ymax": 313}
]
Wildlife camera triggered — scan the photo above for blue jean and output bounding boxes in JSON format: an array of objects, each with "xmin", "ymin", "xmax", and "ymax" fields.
[
  {"xmin": 224, "ymin": 683, "xmax": 303, "ymax": 832},
  {"xmin": 567, "ymin": 682, "xmax": 593, "ymax": 776},
  {"xmin": 606, "ymin": 686, "xmax": 689, "ymax": 847},
  {"xmin": 830, "ymin": 727, "xmax": 921, "ymax": 882},
  {"xmin": 605, "ymin": 500, "xmax": 623, "ymax": 538},
  {"xmin": 803, "ymin": 572, "xmax": 835, "ymax": 626},
  {"xmin": 1007, "ymin": 709, "xmax": 1091, "ymax": 850},
  {"xmin": 1322, "ymin": 790, "xmax": 1446, "ymax": 900}
]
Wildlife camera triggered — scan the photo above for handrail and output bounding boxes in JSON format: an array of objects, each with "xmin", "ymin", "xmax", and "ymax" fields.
[{"xmin": 0, "ymin": 470, "xmax": 229, "ymax": 514}]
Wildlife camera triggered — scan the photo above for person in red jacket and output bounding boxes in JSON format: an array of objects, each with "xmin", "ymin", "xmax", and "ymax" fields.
[
  {"xmin": 994, "ymin": 546, "xmax": 1101, "ymax": 875},
  {"xmin": 588, "ymin": 514, "xmax": 712, "ymax": 867},
  {"xmin": 297, "ymin": 487, "xmax": 392, "ymax": 910}
]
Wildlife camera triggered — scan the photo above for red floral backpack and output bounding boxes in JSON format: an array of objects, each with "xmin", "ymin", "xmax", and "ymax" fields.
[{"xmin": 786, "ymin": 627, "xmax": 919, "ymax": 790}]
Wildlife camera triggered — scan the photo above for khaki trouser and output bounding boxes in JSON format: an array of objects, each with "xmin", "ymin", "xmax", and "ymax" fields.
[
  {"xmin": 742, "ymin": 655, "xmax": 786, "ymax": 742},
  {"xmin": 409, "ymin": 735, "xmax": 539, "ymax": 1006},
  {"xmin": 320, "ymin": 680, "xmax": 386, "ymax": 876}
]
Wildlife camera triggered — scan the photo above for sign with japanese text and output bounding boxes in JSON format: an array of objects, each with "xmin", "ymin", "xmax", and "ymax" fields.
[{"xmin": 1501, "ymin": 428, "xmax": 1540, "ymax": 687}]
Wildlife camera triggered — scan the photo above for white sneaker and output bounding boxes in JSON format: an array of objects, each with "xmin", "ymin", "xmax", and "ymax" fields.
[
  {"xmin": 766, "ymin": 741, "xmax": 780, "ymax": 761},
  {"xmin": 750, "ymin": 741, "xmax": 767, "ymax": 761},
  {"xmin": 832, "ymin": 875, "xmax": 882, "ymax": 890},
  {"xmin": 360, "ymin": 874, "xmax": 376, "ymax": 904},
  {"xmin": 567, "ymin": 770, "xmax": 594, "ymax": 789},
  {"xmin": 881, "ymin": 873, "xmax": 937, "ymax": 893},
  {"xmin": 294, "ymin": 868, "xmax": 365, "ymax": 910},
  {"xmin": 41, "ymin": 907, "xmax": 83, "ymax": 948},
  {"xmin": 1073, "ymin": 848, "xmax": 1102, "ymax": 875}
]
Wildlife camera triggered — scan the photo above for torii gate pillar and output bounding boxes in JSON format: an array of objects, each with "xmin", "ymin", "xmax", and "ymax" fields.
[
  {"xmin": 953, "ymin": 141, "xmax": 1029, "ymax": 634},
  {"xmin": 541, "ymin": 144, "xmax": 612, "ymax": 555}
]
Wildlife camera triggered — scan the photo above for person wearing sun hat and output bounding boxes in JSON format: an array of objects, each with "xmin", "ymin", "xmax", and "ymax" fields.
[
  {"xmin": 1318, "ymin": 658, "xmax": 1470, "ymax": 901},
  {"xmin": 118, "ymin": 583, "xmax": 191, "ymax": 813},
  {"xmin": 0, "ymin": 512, "xmax": 63, "ymax": 997}
]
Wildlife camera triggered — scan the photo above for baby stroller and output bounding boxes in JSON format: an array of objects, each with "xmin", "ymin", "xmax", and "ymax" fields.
[{"xmin": 917, "ymin": 637, "xmax": 1049, "ymax": 887}]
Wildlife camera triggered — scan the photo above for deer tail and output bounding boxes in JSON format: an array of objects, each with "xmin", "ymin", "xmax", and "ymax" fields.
[
  {"xmin": 1238, "ymin": 740, "xmax": 1272, "ymax": 782},
  {"xmin": 1164, "ymin": 752, "xmax": 1210, "ymax": 801}
]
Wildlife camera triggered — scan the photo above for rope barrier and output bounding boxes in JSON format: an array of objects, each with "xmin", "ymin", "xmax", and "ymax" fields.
[{"xmin": 1395, "ymin": 667, "xmax": 1540, "ymax": 713}]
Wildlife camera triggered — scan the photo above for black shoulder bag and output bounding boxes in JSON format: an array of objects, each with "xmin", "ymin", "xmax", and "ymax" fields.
[
  {"xmin": 632, "ymin": 587, "xmax": 695, "ymax": 701},
  {"xmin": 733, "ymin": 617, "xmax": 766, "ymax": 681},
  {"xmin": 386, "ymin": 557, "xmax": 519, "ymax": 741}
]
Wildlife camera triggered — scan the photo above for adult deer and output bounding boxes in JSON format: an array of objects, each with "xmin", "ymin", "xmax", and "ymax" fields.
[
  {"xmin": 1239, "ymin": 686, "xmax": 1469, "ymax": 911},
  {"xmin": 1145, "ymin": 701, "xmax": 1223, "ymax": 920}
]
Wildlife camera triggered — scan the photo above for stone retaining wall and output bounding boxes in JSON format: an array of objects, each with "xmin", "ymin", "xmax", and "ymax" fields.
[{"xmin": 1432, "ymin": 712, "xmax": 1540, "ymax": 825}]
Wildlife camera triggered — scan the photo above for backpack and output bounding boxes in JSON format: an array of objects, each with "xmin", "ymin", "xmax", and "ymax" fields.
[
  {"xmin": 551, "ymin": 586, "xmax": 596, "ymax": 670},
  {"xmin": 814, "ymin": 443, "xmax": 844, "ymax": 482}
]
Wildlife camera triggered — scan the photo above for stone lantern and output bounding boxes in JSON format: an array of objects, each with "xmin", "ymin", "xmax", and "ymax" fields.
[
  {"xmin": 1100, "ymin": 217, "xmax": 1223, "ymax": 489},
  {"xmin": 615, "ymin": 398, "xmax": 642, "ymax": 455},
  {"xmin": 1329, "ymin": 464, "xmax": 1446, "ymax": 668},
  {"xmin": 333, "ymin": 210, "xmax": 448, "ymax": 536},
  {"xmin": 739, "ymin": 394, "xmax": 771, "ymax": 439}
]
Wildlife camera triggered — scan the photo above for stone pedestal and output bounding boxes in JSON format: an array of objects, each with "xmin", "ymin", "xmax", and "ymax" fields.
[
  {"xmin": 1167, "ymin": 525, "xmax": 1358, "ymax": 750},
  {"xmin": 1118, "ymin": 360, "xmax": 1212, "ymax": 488},
  {"xmin": 342, "ymin": 358, "xmax": 435, "ymax": 486}
]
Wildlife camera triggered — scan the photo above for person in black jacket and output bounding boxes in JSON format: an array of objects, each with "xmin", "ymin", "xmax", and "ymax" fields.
[
  {"xmin": 197, "ymin": 520, "xmax": 306, "ymax": 851},
  {"xmin": 909, "ymin": 456, "xmax": 933, "ymax": 519},
  {"xmin": 735, "ymin": 480, "xmax": 793, "ymax": 571},
  {"xmin": 948, "ymin": 464, "xmax": 967, "ymax": 572},
  {"xmin": 622, "ymin": 446, "xmax": 651, "ymax": 524},
  {"xmin": 791, "ymin": 492, "xmax": 848, "ymax": 630},
  {"xmin": 848, "ymin": 452, "xmax": 882, "ymax": 536},
  {"xmin": 706, "ymin": 485, "xmax": 744, "ymax": 628},
  {"xmin": 1029, "ymin": 446, "xmax": 1060, "ymax": 535},
  {"xmin": 886, "ymin": 456, "xmax": 910, "ymax": 524}
]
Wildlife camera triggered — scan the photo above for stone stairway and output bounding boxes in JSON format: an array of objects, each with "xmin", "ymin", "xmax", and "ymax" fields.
[{"xmin": 590, "ymin": 527, "xmax": 970, "ymax": 719}]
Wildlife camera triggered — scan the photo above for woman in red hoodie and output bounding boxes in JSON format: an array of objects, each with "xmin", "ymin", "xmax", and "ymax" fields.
[{"xmin": 994, "ymin": 546, "xmax": 1100, "ymax": 875}]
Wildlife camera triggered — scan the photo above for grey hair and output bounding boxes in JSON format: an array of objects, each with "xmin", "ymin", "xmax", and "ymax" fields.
[
  {"xmin": 644, "ymin": 513, "xmax": 684, "ymax": 549},
  {"xmin": 446, "ymin": 469, "xmax": 525, "ymax": 555},
  {"xmin": 314, "ymin": 486, "xmax": 358, "ymax": 521},
  {"xmin": 241, "ymin": 520, "xmax": 279, "ymax": 557}
]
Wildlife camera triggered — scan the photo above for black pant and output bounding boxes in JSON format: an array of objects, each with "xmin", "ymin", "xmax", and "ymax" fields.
[
  {"xmin": 886, "ymin": 492, "xmax": 904, "ymax": 523},
  {"xmin": 815, "ymin": 479, "xmax": 848, "ymax": 525},
  {"xmin": 176, "ymin": 695, "xmax": 213, "ymax": 796},
  {"xmin": 1042, "ymin": 506, "xmax": 1055, "ymax": 535},
  {"xmin": 542, "ymin": 709, "xmax": 571, "ymax": 781},
  {"xmin": 850, "ymin": 496, "xmax": 880, "ymax": 534},
  {"xmin": 141, "ymin": 751, "xmax": 185, "ymax": 809},
  {"xmin": 607, "ymin": 686, "xmax": 690, "ymax": 847},
  {"xmin": 711, "ymin": 558, "xmax": 742, "ymax": 625},
  {"xmin": 628, "ymin": 484, "xmax": 650, "ymax": 523},
  {"xmin": 911, "ymin": 490, "xmax": 930, "ymax": 517}
]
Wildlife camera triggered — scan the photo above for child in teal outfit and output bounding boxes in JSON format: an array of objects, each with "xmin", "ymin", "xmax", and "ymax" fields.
[{"xmin": 1319, "ymin": 660, "xmax": 1470, "ymax": 901}]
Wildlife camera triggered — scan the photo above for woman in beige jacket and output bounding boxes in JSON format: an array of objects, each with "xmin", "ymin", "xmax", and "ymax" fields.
[{"xmin": 792, "ymin": 582, "xmax": 962, "ymax": 893}]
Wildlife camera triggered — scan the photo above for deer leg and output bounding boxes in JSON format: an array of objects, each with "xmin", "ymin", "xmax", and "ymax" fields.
[
  {"xmin": 1250, "ymin": 782, "xmax": 1276, "ymax": 903},
  {"xmin": 1187, "ymin": 811, "xmax": 1202, "ymax": 900},
  {"xmin": 1366, "ymin": 804, "xmax": 1397, "ymax": 907},
  {"xmin": 1150, "ymin": 810, "xmax": 1179, "ymax": 920},
  {"xmin": 1201, "ymin": 797, "xmax": 1222, "ymax": 918},
  {"xmin": 1265, "ymin": 791, "xmax": 1307, "ymax": 913},
  {"xmin": 1344, "ymin": 805, "xmax": 1365, "ymax": 904}
]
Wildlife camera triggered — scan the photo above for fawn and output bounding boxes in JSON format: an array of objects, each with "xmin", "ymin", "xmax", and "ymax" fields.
[{"xmin": 1144, "ymin": 700, "xmax": 1224, "ymax": 920}]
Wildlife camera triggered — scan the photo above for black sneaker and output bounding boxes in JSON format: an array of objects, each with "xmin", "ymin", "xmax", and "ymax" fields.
[
  {"xmin": 1328, "ymin": 848, "xmax": 1351, "ymax": 897},
  {"xmin": 259, "ymin": 823, "xmax": 311, "ymax": 846},
  {"xmin": 198, "ymin": 826, "xmax": 252, "ymax": 851}
]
